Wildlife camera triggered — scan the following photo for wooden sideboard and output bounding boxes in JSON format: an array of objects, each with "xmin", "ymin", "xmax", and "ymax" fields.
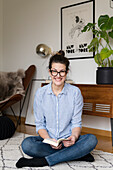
[
  {"xmin": 74, "ymin": 84, "xmax": 113, "ymax": 118},
  {"xmin": 42, "ymin": 83, "xmax": 113, "ymax": 145}
]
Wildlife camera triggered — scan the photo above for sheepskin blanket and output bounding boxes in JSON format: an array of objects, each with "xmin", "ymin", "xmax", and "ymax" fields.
[{"xmin": 0, "ymin": 69, "xmax": 25, "ymax": 103}]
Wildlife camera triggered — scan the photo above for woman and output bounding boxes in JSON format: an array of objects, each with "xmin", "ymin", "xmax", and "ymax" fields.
[{"xmin": 16, "ymin": 50, "xmax": 97, "ymax": 168}]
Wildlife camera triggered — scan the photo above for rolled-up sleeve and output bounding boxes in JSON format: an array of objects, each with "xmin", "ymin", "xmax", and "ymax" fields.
[
  {"xmin": 71, "ymin": 88, "xmax": 83, "ymax": 130},
  {"xmin": 33, "ymin": 88, "xmax": 46, "ymax": 134}
]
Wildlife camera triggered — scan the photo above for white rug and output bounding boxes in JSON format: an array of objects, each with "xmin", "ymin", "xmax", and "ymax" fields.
[{"xmin": 0, "ymin": 132, "xmax": 113, "ymax": 170}]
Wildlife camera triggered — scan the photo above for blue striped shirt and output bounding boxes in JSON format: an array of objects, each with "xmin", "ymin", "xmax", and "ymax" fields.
[{"xmin": 34, "ymin": 83, "xmax": 83, "ymax": 140}]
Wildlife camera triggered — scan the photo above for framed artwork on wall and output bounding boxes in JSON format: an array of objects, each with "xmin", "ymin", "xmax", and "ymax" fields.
[{"xmin": 61, "ymin": 0, "xmax": 95, "ymax": 60}]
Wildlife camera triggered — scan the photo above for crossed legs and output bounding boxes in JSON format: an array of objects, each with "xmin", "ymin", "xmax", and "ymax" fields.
[{"xmin": 16, "ymin": 134, "xmax": 98, "ymax": 168}]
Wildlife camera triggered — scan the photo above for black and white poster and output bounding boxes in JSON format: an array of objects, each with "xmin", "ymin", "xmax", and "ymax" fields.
[{"xmin": 61, "ymin": 0, "xmax": 95, "ymax": 59}]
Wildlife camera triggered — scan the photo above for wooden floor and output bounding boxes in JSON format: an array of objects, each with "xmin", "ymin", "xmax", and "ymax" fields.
[{"xmin": 16, "ymin": 122, "xmax": 113, "ymax": 154}]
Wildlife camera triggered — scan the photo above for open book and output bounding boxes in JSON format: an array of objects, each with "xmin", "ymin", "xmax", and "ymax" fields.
[{"xmin": 43, "ymin": 138, "xmax": 69, "ymax": 147}]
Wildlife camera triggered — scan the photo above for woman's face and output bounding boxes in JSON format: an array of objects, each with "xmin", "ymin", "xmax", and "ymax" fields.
[{"xmin": 49, "ymin": 62, "xmax": 68, "ymax": 87}]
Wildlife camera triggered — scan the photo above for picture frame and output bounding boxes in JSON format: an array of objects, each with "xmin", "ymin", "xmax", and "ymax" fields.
[{"xmin": 61, "ymin": 0, "xmax": 95, "ymax": 60}]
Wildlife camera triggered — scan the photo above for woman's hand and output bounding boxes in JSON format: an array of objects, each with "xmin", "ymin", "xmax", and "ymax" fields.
[
  {"xmin": 63, "ymin": 135, "xmax": 76, "ymax": 147},
  {"xmin": 51, "ymin": 143, "xmax": 62, "ymax": 149},
  {"xmin": 50, "ymin": 139, "xmax": 62, "ymax": 150}
]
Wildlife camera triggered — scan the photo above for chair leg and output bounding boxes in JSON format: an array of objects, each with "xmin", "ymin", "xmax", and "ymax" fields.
[
  {"xmin": 10, "ymin": 106, "xmax": 20, "ymax": 129},
  {"xmin": 10, "ymin": 106, "xmax": 18, "ymax": 122},
  {"xmin": 9, "ymin": 100, "xmax": 24, "ymax": 129},
  {"xmin": 17, "ymin": 83, "xmax": 31, "ymax": 126},
  {"xmin": 15, "ymin": 84, "xmax": 31, "ymax": 128}
]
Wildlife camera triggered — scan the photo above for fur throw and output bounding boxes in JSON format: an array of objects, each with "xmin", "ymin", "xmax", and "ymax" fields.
[{"xmin": 0, "ymin": 69, "xmax": 25, "ymax": 102}]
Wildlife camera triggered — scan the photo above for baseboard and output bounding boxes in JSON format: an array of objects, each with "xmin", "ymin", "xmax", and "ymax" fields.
[
  {"xmin": 7, "ymin": 115, "xmax": 112, "ymax": 137},
  {"xmin": 82, "ymin": 126, "xmax": 111, "ymax": 137}
]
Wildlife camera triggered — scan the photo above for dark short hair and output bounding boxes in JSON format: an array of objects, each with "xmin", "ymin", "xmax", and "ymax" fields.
[{"xmin": 49, "ymin": 50, "xmax": 70, "ymax": 71}]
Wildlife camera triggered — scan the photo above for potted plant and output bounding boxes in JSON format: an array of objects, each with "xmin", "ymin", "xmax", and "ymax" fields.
[{"xmin": 81, "ymin": 15, "xmax": 113, "ymax": 84}]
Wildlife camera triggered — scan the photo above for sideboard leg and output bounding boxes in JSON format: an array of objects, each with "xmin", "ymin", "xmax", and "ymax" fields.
[{"xmin": 110, "ymin": 118, "xmax": 113, "ymax": 146}]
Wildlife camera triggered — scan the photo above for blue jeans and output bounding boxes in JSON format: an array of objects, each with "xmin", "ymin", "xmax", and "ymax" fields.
[{"xmin": 21, "ymin": 134, "xmax": 97, "ymax": 166}]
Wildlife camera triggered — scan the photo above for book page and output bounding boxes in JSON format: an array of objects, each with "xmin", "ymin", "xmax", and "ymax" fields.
[{"xmin": 43, "ymin": 138, "xmax": 69, "ymax": 147}]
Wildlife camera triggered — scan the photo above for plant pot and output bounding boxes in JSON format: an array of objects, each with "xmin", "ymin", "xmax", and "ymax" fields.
[{"xmin": 96, "ymin": 67, "xmax": 113, "ymax": 84}]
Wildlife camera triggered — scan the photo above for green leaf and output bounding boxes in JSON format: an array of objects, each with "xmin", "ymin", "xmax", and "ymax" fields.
[
  {"xmin": 81, "ymin": 25, "xmax": 88, "ymax": 32},
  {"xmin": 98, "ymin": 15, "xmax": 109, "ymax": 30},
  {"xmin": 81, "ymin": 23, "xmax": 95, "ymax": 32},
  {"xmin": 99, "ymin": 31, "xmax": 109, "ymax": 43},
  {"xmin": 92, "ymin": 29, "xmax": 99, "ymax": 36},
  {"xmin": 88, "ymin": 37, "xmax": 99, "ymax": 52},
  {"xmin": 100, "ymin": 48, "xmax": 113, "ymax": 60},
  {"xmin": 107, "ymin": 17, "xmax": 113, "ymax": 30},
  {"xmin": 94, "ymin": 53, "xmax": 101, "ymax": 66},
  {"xmin": 109, "ymin": 30, "xmax": 113, "ymax": 39}
]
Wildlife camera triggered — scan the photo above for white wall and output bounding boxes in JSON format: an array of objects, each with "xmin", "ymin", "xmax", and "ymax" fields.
[
  {"xmin": 0, "ymin": 0, "xmax": 3, "ymax": 71},
  {"xmin": 2, "ymin": 0, "xmax": 113, "ymax": 131}
]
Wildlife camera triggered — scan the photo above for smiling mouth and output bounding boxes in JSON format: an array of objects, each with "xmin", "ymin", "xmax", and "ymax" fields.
[{"xmin": 54, "ymin": 78, "xmax": 62, "ymax": 81}]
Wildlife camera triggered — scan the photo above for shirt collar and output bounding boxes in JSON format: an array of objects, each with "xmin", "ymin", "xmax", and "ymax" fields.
[{"xmin": 47, "ymin": 82, "xmax": 67, "ymax": 95}]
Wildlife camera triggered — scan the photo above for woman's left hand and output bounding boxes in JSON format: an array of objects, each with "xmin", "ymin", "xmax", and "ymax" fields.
[
  {"xmin": 51, "ymin": 143, "xmax": 62, "ymax": 149},
  {"xmin": 50, "ymin": 139, "xmax": 63, "ymax": 149},
  {"xmin": 63, "ymin": 135, "xmax": 76, "ymax": 147}
]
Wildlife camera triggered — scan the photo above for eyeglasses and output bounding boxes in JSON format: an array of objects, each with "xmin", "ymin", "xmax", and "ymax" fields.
[{"xmin": 50, "ymin": 69, "xmax": 67, "ymax": 77}]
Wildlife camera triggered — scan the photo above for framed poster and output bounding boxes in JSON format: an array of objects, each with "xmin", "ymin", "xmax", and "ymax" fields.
[{"xmin": 61, "ymin": 0, "xmax": 95, "ymax": 60}]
